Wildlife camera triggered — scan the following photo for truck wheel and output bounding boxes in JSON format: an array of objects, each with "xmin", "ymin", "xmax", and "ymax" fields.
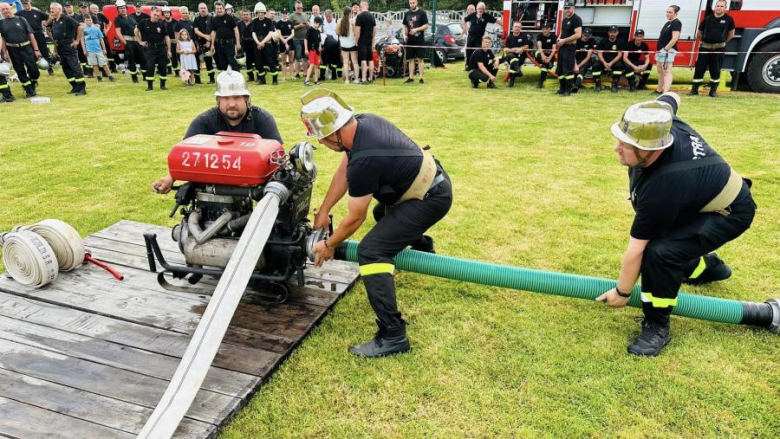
[{"xmin": 747, "ymin": 40, "xmax": 780, "ymax": 93}]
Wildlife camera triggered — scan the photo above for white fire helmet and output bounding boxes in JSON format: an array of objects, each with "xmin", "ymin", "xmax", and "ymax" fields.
[
  {"xmin": 115, "ymin": 0, "xmax": 126, "ymax": 7},
  {"xmin": 0, "ymin": 62, "xmax": 11, "ymax": 77},
  {"xmin": 254, "ymin": 2, "xmax": 266, "ymax": 13},
  {"xmin": 214, "ymin": 67, "xmax": 251, "ymax": 97},
  {"xmin": 36, "ymin": 58, "xmax": 50, "ymax": 70}
]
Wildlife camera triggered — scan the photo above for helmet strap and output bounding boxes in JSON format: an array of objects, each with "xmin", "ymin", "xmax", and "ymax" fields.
[{"xmin": 335, "ymin": 130, "xmax": 347, "ymax": 152}]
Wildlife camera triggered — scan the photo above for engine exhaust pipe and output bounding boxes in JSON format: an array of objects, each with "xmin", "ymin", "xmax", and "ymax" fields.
[{"xmin": 187, "ymin": 210, "xmax": 233, "ymax": 244}]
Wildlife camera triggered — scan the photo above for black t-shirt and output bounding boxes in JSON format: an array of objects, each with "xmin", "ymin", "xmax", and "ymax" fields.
[
  {"xmin": 575, "ymin": 37, "xmax": 597, "ymax": 62},
  {"xmin": 505, "ymin": 32, "xmax": 532, "ymax": 50},
  {"xmin": 277, "ymin": 20, "xmax": 293, "ymax": 37},
  {"xmin": 626, "ymin": 40, "xmax": 649, "ymax": 65},
  {"xmin": 173, "ymin": 19, "xmax": 194, "ymax": 38},
  {"xmin": 0, "ymin": 16, "xmax": 33, "ymax": 44},
  {"xmin": 355, "ymin": 11, "xmax": 376, "ymax": 45},
  {"xmin": 597, "ymin": 37, "xmax": 624, "ymax": 63},
  {"xmin": 560, "ymin": 13, "xmax": 582, "ymax": 40},
  {"xmin": 699, "ymin": 13, "xmax": 735, "ymax": 44},
  {"xmin": 402, "ymin": 8, "xmax": 428, "ymax": 44},
  {"xmin": 658, "ymin": 18, "xmax": 682, "ymax": 50},
  {"xmin": 138, "ymin": 19, "xmax": 168, "ymax": 44},
  {"xmin": 212, "ymin": 14, "xmax": 236, "ymax": 41},
  {"xmin": 91, "ymin": 13, "xmax": 109, "ymax": 33},
  {"xmin": 305, "ymin": 26, "xmax": 321, "ymax": 52},
  {"xmin": 51, "ymin": 15, "xmax": 80, "ymax": 41},
  {"xmin": 628, "ymin": 95, "xmax": 731, "ymax": 240},
  {"xmin": 347, "ymin": 114, "xmax": 423, "ymax": 205},
  {"xmin": 464, "ymin": 12, "xmax": 495, "ymax": 37},
  {"xmin": 251, "ymin": 17, "xmax": 274, "ymax": 40},
  {"xmin": 185, "ymin": 107, "xmax": 283, "ymax": 144},
  {"xmin": 238, "ymin": 20, "xmax": 252, "ymax": 40},
  {"xmin": 16, "ymin": 9, "xmax": 49, "ymax": 33},
  {"xmin": 468, "ymin": 48, "xmax": 495, "ymax": 71},
  {"xmin": 134, "ymin": 12, "xmax": 150, "ymax": 23},
  {"xmin": 74, "ymin": 13, "xmax": 87, "ymax": 23},
  {"xmin": 164, "ymin": 19, "xmax": 178, "ymax": 39},
  {"xmin": 115, "ymin": 14, "xmax": 138, "ymax": 36},
  {"xmin": 536, "ymin": 33, "xmax": 555, "ymax": 51},
  {"xmin": 193, "ymin": 14, "xmax": 213, "ymax": 42}
]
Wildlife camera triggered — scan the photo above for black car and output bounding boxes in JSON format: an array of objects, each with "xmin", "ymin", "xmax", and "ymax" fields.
[{"xmin": 375, "ymin": 22, "xmax": 466, "ymax": 64}]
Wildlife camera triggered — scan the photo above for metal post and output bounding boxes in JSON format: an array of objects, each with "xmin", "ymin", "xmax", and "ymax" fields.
[{"xmin": 431, "ymin": 0, "xmax": 437, "ymax": 35}]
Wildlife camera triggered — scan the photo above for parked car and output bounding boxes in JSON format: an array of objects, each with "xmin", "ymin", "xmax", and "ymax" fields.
[{"xmin": 375, "ymin": 23, "xmax": 465, "ymax": 64}]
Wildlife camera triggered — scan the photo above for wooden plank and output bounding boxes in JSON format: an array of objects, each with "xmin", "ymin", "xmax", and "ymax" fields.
[
  {"xmin": 0, "ymin": 338, "xmax": 239, "ymax": 425},
  {"xmin": 0, "ymin": 396, "xmax": 135, "ymax": 439},
  {"xmin": 0, "ymin": 368, "xmax": 214, "ymax": 438},
  {"xmin": 0, "ymin": 292, "xmax": 280, "ymax": 376},
  {"xmin": 0, "ymin": 315, "xmax": 258, "ymax": 398}
]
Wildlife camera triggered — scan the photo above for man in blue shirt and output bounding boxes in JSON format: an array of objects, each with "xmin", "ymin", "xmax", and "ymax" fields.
[{"xmin": 81, "ymin": 15, "xmax": 115, "ymax": 81}]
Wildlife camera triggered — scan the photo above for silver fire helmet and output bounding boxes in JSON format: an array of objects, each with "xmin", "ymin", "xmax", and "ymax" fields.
[
  {"xmin": 611, "ymin": 100, "xmax": 675, "ymax": 151},
  {"xmin": 214, "ymin": 67, "xmax": 251, "ymax": 97},
  {"xmin": 36, "ymin": 58, "xmax": 50, "ymax": 70}
]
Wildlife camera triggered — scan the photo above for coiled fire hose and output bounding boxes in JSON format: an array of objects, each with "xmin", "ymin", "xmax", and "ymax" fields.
[
  {"xmin": 1, "ymin": 219, "xmax": 122, "ymax": 288},
  {"xmin": 334, "ymin": 241, "xmax": 780, "ymax": 334}
]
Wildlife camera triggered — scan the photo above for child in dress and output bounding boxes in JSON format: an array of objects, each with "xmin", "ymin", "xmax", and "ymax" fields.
[{"xmin": 177, "ymin": 30, "xmax": 198, "ymax": 86}]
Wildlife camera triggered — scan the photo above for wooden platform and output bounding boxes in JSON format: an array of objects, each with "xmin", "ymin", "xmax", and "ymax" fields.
[{"xmin": 0, "ymin": 220, "xmax": 360, "ymax": 438}]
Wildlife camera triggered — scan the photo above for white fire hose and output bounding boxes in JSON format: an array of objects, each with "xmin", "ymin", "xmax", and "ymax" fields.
[{"xmin": 0, "ymin": 219, "xmax": 84, "ymax": 288}]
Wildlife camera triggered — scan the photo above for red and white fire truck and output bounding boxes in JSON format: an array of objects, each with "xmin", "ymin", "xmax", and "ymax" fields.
[
  {"xmin": 502, "ymin": 0, "xmax": 780, "ymax": 92},
  {"xmin": 101, "ymin": 3, "xmax": 182, "ymax": 58}
]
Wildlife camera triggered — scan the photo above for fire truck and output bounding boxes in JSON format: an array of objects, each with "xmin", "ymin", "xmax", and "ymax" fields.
[
  {"xmin": 502, "ymin": 0, "xmax": 780, "ymax": 93},
  {"xmin": 101, "ymin": 3, "xmax": 183, "ymax": 60}
]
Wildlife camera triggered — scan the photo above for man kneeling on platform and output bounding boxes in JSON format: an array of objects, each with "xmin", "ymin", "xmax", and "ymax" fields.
[
  {"xmin": 596, "ymin": 92, "xmax": 756, "ymax": 357},
  {"xmin": 304, "ymin": 89, "xmax": 453, "ymax": 357},
  {"xmin": 467, "ymin": 36, "xmax": 499, "ymax": 89}
]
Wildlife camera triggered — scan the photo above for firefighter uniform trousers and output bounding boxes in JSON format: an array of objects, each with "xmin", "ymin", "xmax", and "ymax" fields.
[
  {"xmin": 505, "ymin": 52, "xmax": 527, "ymax": 78},
  {"xmin": 254, "ymin": 43, "xmax": 276, "ymax": 84},
  {"xmin": 240, "ymin": 37, "xmax": 256, "ymax": 81},
  {"xmin": 593, "ymin": 60, "xmax": 626, "ymax": 86},
  {"xmin": 78, "ymin": 43, "xmax": 90, "ymax": 76},
  {"xmin": 358, "ymin": 164, "xmax": 453, "ymax": 330},
  {"xmin": 468, "ymin": 65, "xmax": 498, "ymax": 84},
  {"xmin": 167, "ymin": 46, "xmax": 179, "ymax": 75},
  {"xmin": 693, "ymin": 46, "xmax": 724, "ymax": 88},
  {"xmin": 626, "ymin": 64, "xmax": 652, "ymax": 90},
  {"xmin": 123, "ymin": 39, "xmax": 145, "ymax": 81},
  {"xmin": 214, "ymin": 39, "xmax": 240, "ymax": 73},
  {"xmin": 0, "ymin": 74, "xmax": 13, "ymax": 100},
  {"xmin": 103, "ymin": 34, "xmax": 116, "ymax": 72},
  {"xmin": 145, "ymin": 42, "xmax": 168, "ymax": 86},
  {"xmin": 32, "ymin": 31, "xmax": 52, "ymax": 68},
  {"xmin": 534, "ymin": 51, "xmax": 554, "ymax": 85},
  {"xmin": 55, "ymin": 40, "xmax": 86, "ymax": 91},
  {"xmin": 556, "ymin": 43, "xmax": 576, "ymax": 91},
  {"xmin": 8, "ymin": 44, "xmax": 40, "ymax": 96},
  {"xmin": 196, "ymin": 39, "xmax": 216, "ymax": 83},
  {"xmin": 640, "ymin": 181, "xmax": 755, "ymax": 324}
]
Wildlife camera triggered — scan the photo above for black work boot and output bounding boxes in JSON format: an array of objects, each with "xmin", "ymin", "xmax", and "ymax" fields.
[
  {"xmin": 146, "ymin": 80, "xmax": 154, "ymax": 91},
  {"xmin": 208, "ymin": 72, "xmax": 215, "ymax": 84},
  {"xmin": 689, "ymin": 82, "xmax": 700, "ymax": 95},
  {"xmin": 0, "ymin": 91, "xmax": 14, "ymax": 103},
  {"xmin": 349, "ymin": 322, "xmax": 411, "ymax": 358},
  {"xmin": 131, "ymin": 73, "xmax": 139, "ymax": 83},
  {"xmin": 682, "ymin": 253, "xmax": 732, "ymax": 285},
  {"xmin": 272, "ymin": 75, "xmax": 278, "ymax": 85},
  {"xmin": 508, "ymin": 75, "xmax": 516, "ymax": 88},
  {"xmin": 708, "ymin": 81, "xmax": 720, "ymax": 97},
  {"xmin": 571, "ymin": 76, "xmax": 581, "ymax": 94},
  {"xmin": 557, "ymin": 79, "xmax": 565, "ymax": 95},
  {"xmin": 160, "ymin": 79, "xmax": 167, "ymax": 90},
  {"xmin": 48, "ymin": 67, "xmax": 55, "ymax": 75},
  {"xmin": 74, "ymin": 81, "xmax": 87, "ymax": 96},
  {"xmin": 594, "ymin": 79, "xmax": 603, "ymax": 92},
  {"xmin": 23, "ymin": 85, "xmax": 35, "ymax": 98},
  {"xmin": 410, "ymin": 235, "xmax": 435, "ymax": 253},
  {"xmin": 471, "ymin": 78, "xmax": 479, "ymax": 89},
  {"xmin": 247, "ymin": 71, "xmax": 255, "ymax": 82},
  {"xmin": 536, "ymin": 71, "xmax": 547, "ymax": 89},
  {"xmin": 628, "ymin": 76, "xmax": 637, "ymax": 92},
  {"xmin": 486, "ymin": 80, "xmax": 497, "ymax": 89},
  {"xmin": 628, "ymin": 319, "xmax": 671, "ymax": 357},
  {"xmin": 611, "ymin": 80, "xmax": 619, "ymax": 93},
  {"xmin": 258, "ymin": 75, "xmax": 267, "ymax": 85},
  {"xmin": 638, "ymin": 74, "xmax": 649, "ymax": 90},
  {"xmin": 194, "ymin": 74, "xmax": 202, "ymax": 84}
]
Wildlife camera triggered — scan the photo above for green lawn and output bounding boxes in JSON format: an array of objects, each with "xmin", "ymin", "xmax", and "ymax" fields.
[{"xmin": 1, "ymin": 65, "xmax": 779, "ymax": 438}]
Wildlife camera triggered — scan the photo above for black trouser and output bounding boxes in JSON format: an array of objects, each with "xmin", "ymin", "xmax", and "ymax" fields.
[
  {"xmin": 8, "ymin": 46, "xmax": 40, "ymax": 89},
  {"xmin": 504, "ymin": 52, "xmax": 527, "ymax": 77},
  {"xmin": 693, "ymin": 47, "xmax": 724, "ymax": 84},
  {"xmin": 465, "ymin": 33, "xmax": 481, "ymax": 68},
  {"xmin": 124, "ymin": 40, "xmax": 145, "ymax": 77},
  {"xmin": 358, "ymin": 169, "xmax": 453, "ymax": 329},
  {"xmin": 533, "ymin": 51, "xmax": 554, "ymax": 74},
  {"xmin": 241, "ymin": 39, "xmax": 256, "ymax": 77},
  {"xmin": 167, "ymin": 45, "xmax": 178, "ymax": 73},
  {"xmin": 103, "ymin": 35, "xmax": 116, "ymax": 71},
  {"xmin": 214, "ymin": 39, "xmax": 239, "ymax": 72},
  {"xmin": 55, "ymin": 41, "xmax": 85, "ymax": 88},
  {"xmin": 574, "ymin": 57, "xmax": 593, "ymax": 82},
  {"xmin": 196, "ymin": 39, "xmax": 215, "ymax": 82},
  {"xmin": 468, "ymin": 66, "xmax": 497, "ymax": 84},
  {"xmin": 254, "ymin": 43, "xmax": 276, "ymax": 81},
  {"xmin": 555, "ymin": 43, "xmax": 576, "ymax": 82},
  {"xmin": 144, "ymin": 44, "xmax": 168, "ymax": 82},
  {"xmin": 77, "ymin": 43, "xmax": 89, "ymax": 74},
  {"xmin": 32, "ymin": 31, "xmax": 51, "ymax": 63},
  {"xmin": 640, "ymin": 181, "xmax": 756, "ymax": 325},
  {"xmin": 593, "ymin": 59, "xmax": 625, "ymax": 83},
  {"xmin": 0, "ymin": 74, "xmax": 12, "ymax": 98},
  {"xmin": 626, "ymin": 63, "xmax": 652, "ymax": 86}
]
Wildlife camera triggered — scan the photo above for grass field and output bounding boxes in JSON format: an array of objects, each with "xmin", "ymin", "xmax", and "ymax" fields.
[{"xmin": 1, "ymin": 64, "xmax": 779, "ymax": 438}]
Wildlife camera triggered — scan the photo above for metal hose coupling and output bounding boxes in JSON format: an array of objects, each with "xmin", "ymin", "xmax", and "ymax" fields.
[
  {"xmin": 768, "ymin": 299, "xmax": 780, "ymax": 334},
  {"xmin": 263, "ymin": 181, "xmax": 291, "ymax": 204}
]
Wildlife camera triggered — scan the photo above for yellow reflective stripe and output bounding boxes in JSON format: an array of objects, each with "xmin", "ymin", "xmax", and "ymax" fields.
[
  {"xmin": 641, "ymin": 292, "xmax": 678, "ymax": 308},
  {"xmin": 689, "ymin": 257, "xmax": 707, "ymax": 279},
  {"xmin": 359, "ymin": 263, "xmax": 395, "ymax": 276}
]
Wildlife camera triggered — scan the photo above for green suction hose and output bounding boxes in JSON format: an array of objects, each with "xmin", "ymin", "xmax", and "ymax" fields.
[{"xmin": 335, "ymin": 241, "xmax": 780, "ymax": 333}]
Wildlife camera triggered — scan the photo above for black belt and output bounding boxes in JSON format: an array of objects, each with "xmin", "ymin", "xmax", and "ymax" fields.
[
  {"xmin": 55, "ymin": 39, "xmax": 74, "ymax": 45},
  {"xmin": 7, "ymin": 41, "xmax": 31, "ymax": 48},
  {"xmin": 146, "ymin": 42, "xmax": 167, "ymax": 48},
  {"xmin": 216, "ymin": 39, "xmax": 235, "ymax": 44}
]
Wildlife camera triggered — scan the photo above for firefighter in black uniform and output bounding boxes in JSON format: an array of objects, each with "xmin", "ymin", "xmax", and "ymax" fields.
[
  {"xmin": 136, "ymin": 8, "xmax": 171, "ymax": 91},
  {"xmin": 502, "ymin": 21, "xmax": 531, "ymax": 88},
  {"xmin": 594, "ymin": 25, "xmax": 625, "ymax": 93},
  {"xmin": 691, "ymin": 0, "xmax": 734, "ymax": 97},
  {"xmin": 50, "ymin": 2, "xmax": 86, "ymax": 95},
  {"xmin": 555, "ymin": 0, "xmax": 582, "ymax": 97},
  {"xmin": 571, "ymin": 27, "xmax": 596, "ymax": 94},
  {"xmin": 251, "ymin": 2, "xmax": 276, "ymax": 85},
  {"xmin": 17, "ymin": 0, "xmax": 54, "ymax": 75},
  {"xmin": 303, "ymin": 89, "xmax": 453, "ymax": 358},
  {"xmin": 114, "ymin": 0, "xmax": 143, "ymax": 83},
  {"xmin": 467, "ymin": 35, "xmax": 498, "ymax": 89},
  {"xmin": 462, "ymin": 2, "xmax": 496, "ymax": 72},
  {"xmin": 534, "ymin": 22, "xmax": 556, "ymax": 89},
  {"xmin": 598, "ymin": 93, "xmax": 756, "ymax": 357},
  {"xmin": 238, "ymin": 9, "xmax": 255, "ymax": 81},
  {"xmin": 162, "ymin": 6, "xmax": 178, "ymax": 76},
  {"xmin": 0, "ymin": 2, "xmax": 42, "ymax": 98},
  {"xmin": 133, "ymin": 2, "xmax": 150, "ymax": 22},
  {"xmin": 151, "ymin": 69, "xmax": 283, "ymax": 194},
  {"xmin": 211, "ymin": 2, "xmax": 240, "ymax": 74},
  {"xmin": 193, "ymin": 3, "xmax": 215, "ymax": 83},
  {"xmin": 623, "ymin": 29, "xmax": 652, "ymax": 92}
]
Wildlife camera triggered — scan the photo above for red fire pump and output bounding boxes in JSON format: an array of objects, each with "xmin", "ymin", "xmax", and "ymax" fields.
[{"xmin": 144, "ymin": 132, "xmax": 324, "ymax": 302}]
